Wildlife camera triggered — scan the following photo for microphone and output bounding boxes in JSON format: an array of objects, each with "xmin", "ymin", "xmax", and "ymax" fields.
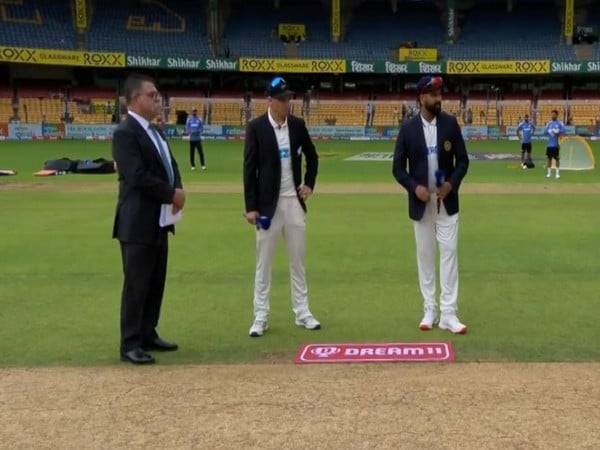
[
  {"xmin": 242, "ymin": 213, "xmax": 272, "ymax": 230},
  {"xmin": 435, "ymin": 170, "xmax": 444, "ymax": 214},
  {"xmin": 256, "ymin": 215, "xmax": 272, "ymax": 230}
]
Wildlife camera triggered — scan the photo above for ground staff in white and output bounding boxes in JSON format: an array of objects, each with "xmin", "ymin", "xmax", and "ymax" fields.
[
  {"xmin": 392, "ymin": 75, "xmax": 470, "ymax": 334},
  {"xmin": 243, "ymin": 76, "xmax": 320, "ymax": 337}
]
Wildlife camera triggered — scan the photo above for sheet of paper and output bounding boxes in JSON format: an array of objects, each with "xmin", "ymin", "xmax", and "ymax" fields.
[{"xmin": 159, "ymin": 204, "xmax": 183, "ymax": 227}]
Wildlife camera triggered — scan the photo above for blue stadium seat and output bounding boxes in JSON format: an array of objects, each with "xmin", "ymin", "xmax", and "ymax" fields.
[
  {"xmin": 0, "ymin": 0, "xmax": 75, "ymax": 49},
  {"xmin": 85, "ymin": 0, "xmax": 211, "ymax": 58}
]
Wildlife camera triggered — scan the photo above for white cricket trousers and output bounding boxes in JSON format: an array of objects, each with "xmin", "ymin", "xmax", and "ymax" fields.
[
  {"xmin": 413, "ymin": 195, "xmax": 460, "ymax": 315},
  {"xmin": 253, "ymin": 196, "xmax": 311, "ymax": 322}
]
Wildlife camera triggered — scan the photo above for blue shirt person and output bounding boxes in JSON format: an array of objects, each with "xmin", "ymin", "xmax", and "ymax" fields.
[
  {"xmin": 186, "ymin": 109, "xmax": 203, "ymax": 142},
  {"xmin": 543, "ymin": 110, "xmax": 566, "ymax": 179},
  {"xmin": 186, "ymin": 108, "xmax": 206, "ymax": 170},
  {"xmin": 516, "ymin": 114, "xmax": 535, "ymax": 168},
  {"xmin": 516, "ymin": 116, "xmax": 535, "ymax": 144}
]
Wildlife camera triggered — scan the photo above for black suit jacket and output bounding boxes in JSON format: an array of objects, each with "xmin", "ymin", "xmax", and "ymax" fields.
[
  {"xmin": 392, "ymin": 111, "xmax": 469, "ymax": 221},
  {"xmin": 112, "ymin": 115, "xmax": 183, "ymax": 245},
  {"xmin": 243, "ymin": 113, "xmax": 318, "ymax": 218}
]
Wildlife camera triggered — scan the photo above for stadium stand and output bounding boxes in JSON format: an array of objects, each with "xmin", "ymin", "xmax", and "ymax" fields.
[
  {"xmin": 85, "ymin": 0, "xmax": 211, "ymax": 58},
  {"xmin": 440, "ymin": 1, "xmax": 576, "ymax": 60},
  {"xmin": 223, "ymin": 0, "xmax": 330, "ymax": 59},
  {"xmin": 0, "ymin": 85, "xmax": 14, "ymax": 124},
  {"xmin": 342, "ymin": 0, "xmax": 443, "ymax": 60},
  {"xmin": 568, "ymin": 100, "xmax": 600, "ymax": 126},
  {"xmin": 0, "ymin": 0, "xmax": 76, "ymax": 49},
  {"xmin": 500, "ymin": 100, "xmax": 532, "ymax": 126}
]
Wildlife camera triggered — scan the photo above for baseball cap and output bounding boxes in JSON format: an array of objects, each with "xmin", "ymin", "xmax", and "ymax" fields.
[
  {"xmin": 266, "ymin": 76, "xmax": 294, "ymax": 98},
  {"xmin": 416, "ymin": 76, "xmax": 443, "ymax": 94}
]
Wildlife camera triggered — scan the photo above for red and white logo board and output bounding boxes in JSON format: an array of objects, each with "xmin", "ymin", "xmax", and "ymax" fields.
[{"xmin": 295, "ymin": 342, "xmax": 455, "ymax": 364}]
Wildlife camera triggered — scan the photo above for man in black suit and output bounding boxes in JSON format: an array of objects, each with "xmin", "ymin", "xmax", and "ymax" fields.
[
  {"xmin": 243, "ymin": 76, "xmax": 320, "ymax": 337},
  {"xmin": 112, "ymin": 74, "xmax": 185, "ymax": 364},
  {"xmin": 392, "ymin": 76, "xmax": 470, "ymax": 334}
]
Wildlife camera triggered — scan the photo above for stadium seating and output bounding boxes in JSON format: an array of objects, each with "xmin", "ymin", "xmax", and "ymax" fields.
[
  {"xmin": 536, "ymin": 100, "xmax": 567, "ymax": 125},
  {"xmin": 168, "ymin": 97, "xmax": 207, "ymax": 124},
  {"xmin": 568, "ymin": 100, "xmax": 600, "ymax": 126},
  {"xmin": 500, "ymin": 100, "xmax": 532, "ymax": 126},
  {"xmin": 224, "ymin": 0, "xmax": 330, "ymax": 58},
  {"xmin": 85, "ymin": 0, "xmax": 211, "ymax": 58},
  {"xmin": 210, "ymin": 100, "xmax": 244, "ymax": 126},
  {"xmin": 440, "ymin": 2, "xmax": 576, "ymax": 60},
  {"xmin": 0, "ymin": 0, "xmax": 76, "ymax": 49},
  {"xmin": 341, "ymin": 0, "xmax": 443, "ymax": 60}
]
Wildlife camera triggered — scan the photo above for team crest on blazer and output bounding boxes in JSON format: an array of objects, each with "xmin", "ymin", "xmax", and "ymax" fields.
[{"xmin": 443, "ymin": 140, "xmax": 452, "ymax": 152}]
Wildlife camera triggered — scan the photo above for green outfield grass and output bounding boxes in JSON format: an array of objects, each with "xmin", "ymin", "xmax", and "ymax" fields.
[
  {"xmin": 1, "ymin": 139, "xmax": 599, "ymax": 366},
  {"xmin": 1, "ymin": 138, "xmax": 600, "ymax": 184}
]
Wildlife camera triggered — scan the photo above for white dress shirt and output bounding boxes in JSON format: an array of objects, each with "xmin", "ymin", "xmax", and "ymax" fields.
[
  {"xmin": 128, "ymin": 110, "xmax": 172, "ymax": 167},
  {"xmin": 268, "ymin": 108, "xmax": 296, "ymax": 197},
  {"xmin": 421, "ymin": 114, "xmax": 439, "ymax": 192}
]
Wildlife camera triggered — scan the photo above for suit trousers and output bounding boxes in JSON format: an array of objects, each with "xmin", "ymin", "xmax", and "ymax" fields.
[
  {"xmin": 119, "ymin": 233, "xmax": 168, "ymax": 352},
  {"xmin": 412, "ymin": 195, "xmax": 460, "ymax": 315},
  {"xmin": 252, "ymin": 196, "xmax": 311, "ymax": 322}
]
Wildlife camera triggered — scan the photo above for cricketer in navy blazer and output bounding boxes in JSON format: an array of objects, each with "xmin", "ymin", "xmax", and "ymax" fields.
[{"xmin": 392, "ymin": 111, "xmax": 469, "ymax": 221}]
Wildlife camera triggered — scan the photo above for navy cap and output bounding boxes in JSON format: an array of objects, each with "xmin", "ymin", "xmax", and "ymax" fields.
[
  {"xmin": 266, "ymin": 76, "xmax": 294, "ymax": 98},
  {"xmin": 416, "ymin": 75, "xmax": 443, "ymax": 94}
]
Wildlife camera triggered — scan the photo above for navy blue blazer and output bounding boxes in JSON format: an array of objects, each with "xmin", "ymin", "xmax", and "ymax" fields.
[
  {"xmin": 243, "ymin": 113, "xmax": 318, "ymax": 218},
  {"xmin": 392, "ymin": 111, "xmax": 469, "ymax": 221}
]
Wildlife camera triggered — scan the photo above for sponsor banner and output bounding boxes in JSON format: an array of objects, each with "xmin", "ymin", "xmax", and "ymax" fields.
[
  {"xmin": 447, "ymin": 60, "xmax": 550, "ymax": 74},
  {"xmin": 42, "ymin": 123, "xmax": 61, "ymax": 138},
  {"xmin": 488, "ymin": 126, "xmax": 502, "ymax": 139},
  {"xmin": 565, "ymin": 0, "xmax": 574, "ymax": 40},
  {"xmin": 461, "ymin": 125, "xmax": 488, "ymax": 139},
  {"xmin": 202, "ymin": 124, "xmax": 224, "ymax": 136},
  {"xmin": 239, "ymin": 58, "xmax": 345, "ymax": 73},
  {"xmin": 164, "ymin": 124, "xmax": 185, "ymax": 138},
  {"xmin": 204, "ymin": 58, "xmax": 239, "ymax": 71},
  {"xmin": 347, "ymin": 60, "xmax": 445, "ymax": 74},
  {"xmin": 551, "ymin": 61, "xmax": 600, "ymax": 73},
  {"xmin": 8, "ymin": 123, "xmax": 42, "ymax": 140},
  {"xmin": 126, "ymin": 55, "xmax": 239, "ymax": 71},
  {"xmin": 74, "ymin": 0, "xmax": 87, "ymax": 29},
  {"xmin": 295, "ymin": 342, "xmax": 455, "ymax": 364},
  {"xmin": 331, "ymin": 0, "xmax": 341, "ymax": 41},
  {"xmin": 364, "ymin": 126, "xmax": 383, "ymax": 138},
  {"xmin": 278, "ymin": 23, "xmax": 306, "ymax": 39},
  {"xmin": 127, "ymin": 55, "xmax": 239, "ymax": 71},
  {"xmin": 383, "ymin": 126, "xmax": 400, "ymax": 138},
  {"xmin": 575, "ymin": 126, "xmax": 592, "ymax": 136},
  {"xmin": 0, "ymin": 46, "xmax": 125, "ymax": 67},
  {"xmin": 308, "ymin": 126, "xmax": 364, "ymax": 138},
  {"xmin": 398, "ymin": 48, "xmax": 438, "ymax": 62},
  {"xmin": 64, "ymin": 124, "xmax": 117, "ymax": 139},
  {"xmin": 222, "ymin": 125, "xmax": 246, "ymax": 137}
]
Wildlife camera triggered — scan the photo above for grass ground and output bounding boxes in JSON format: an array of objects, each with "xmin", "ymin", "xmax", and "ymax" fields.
[{"xmin": 1, "ymin": 138, "xmax": 599, "ymax": 366}]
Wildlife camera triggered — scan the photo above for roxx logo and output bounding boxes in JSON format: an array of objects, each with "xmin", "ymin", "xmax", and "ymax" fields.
[
  {"xmin": 310, "ymin": 347, "xmax": 341, "ymax": 358},
  {"xmin": 310, "ymin": 60, "xmax": 344, "ymax": 72},
  {"xmin": 83, "ymin": 53, "xmax": 124, "ymax": 67},
  {"xmin": 241, "ymin": 59, "xmax": 276, "ymax": 72},
  {"xmin": 0, "ymin": 47, "xmax": 36, "ymax": 63},
  {"xmin": 448, "ymin": 61, "xmax": 478, "ymax": 73},
  {"xmin": 515, "ymin": 61, "xmax": 548, "ymax": 73}
]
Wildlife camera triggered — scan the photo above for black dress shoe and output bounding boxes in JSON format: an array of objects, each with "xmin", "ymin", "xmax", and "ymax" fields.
[
  {"xmin": 142, "ymin": 337, "xmax": 178, "ymax": 352},
  {"xmin": 120, "ymin": 348, "xmax": 155, "ymax": 364}
]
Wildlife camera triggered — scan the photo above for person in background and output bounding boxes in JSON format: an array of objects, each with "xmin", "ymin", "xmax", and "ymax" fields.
[{"xmin": 186, "ymin": 108, "xmax": 205, "ymax": 171}]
